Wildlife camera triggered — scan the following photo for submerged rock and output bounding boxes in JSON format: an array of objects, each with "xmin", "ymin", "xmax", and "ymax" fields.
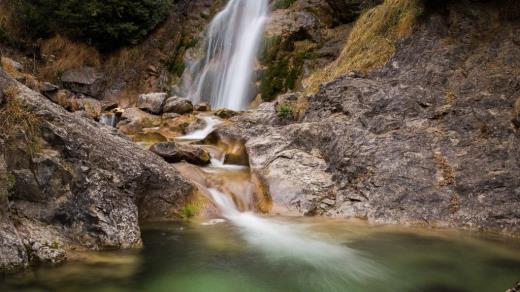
[{"xmin": 150, "ymin": 142, "xmax": 210, "ymax": 166}]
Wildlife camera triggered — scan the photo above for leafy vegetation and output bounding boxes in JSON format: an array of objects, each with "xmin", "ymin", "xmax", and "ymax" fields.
[
  {"xmin": 11, "ymin": 0, "xmax": 173, "ymax": 50},
  {"xmin": 305, "ymin": 0, "xmax": 423, "ymax": 93},
  {"xmin": 276, "ymin": 102, "xmax": 295, "ymax": 119}
]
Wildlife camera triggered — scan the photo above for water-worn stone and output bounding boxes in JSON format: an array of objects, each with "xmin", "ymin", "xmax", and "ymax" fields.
[
  {"xmin": 150, "ymin": 142, "xmax": 210, "ymax": 166},
  {"xmin": 137, "ymin": 92, "xmax": 168, "ymax": 115},
  {"xmin": 194, "ymin": 102, "xmax": 210, "ymax": 112},
  {"xmin": 163, "ymin": 96, "xmax": 193, "ymax": 114},
  {"xmin": 61, "ymin": 67, "xmax": 106, "ymax": 98},
  {"xmin": 0, "ymin": 70, "xmax": 194, "ymax": 272}
]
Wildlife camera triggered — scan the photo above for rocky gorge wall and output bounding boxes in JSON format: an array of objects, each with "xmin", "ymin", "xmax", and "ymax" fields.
[{"xmin": 217, "ymin": 0, "xmax": 520, "ymax": 234}]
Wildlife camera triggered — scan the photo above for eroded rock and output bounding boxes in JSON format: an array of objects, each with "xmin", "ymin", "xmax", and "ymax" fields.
[
  {"xmin": 137, "ymin": 92, "xmax": 167, "ymax": 115},
  {"xmin": 163, "ymin": 96, "xmax": 194, "ymax": 114},
  {"xmin": 150, "ymin": 142, "xmax": 210, "ymax": 166}
]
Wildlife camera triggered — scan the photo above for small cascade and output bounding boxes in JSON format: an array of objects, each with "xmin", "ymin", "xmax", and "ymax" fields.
[
  {"xmin": 182, "ymin": 0, "xmax": 269, "ymax": 111},
  {"xmin": 99, "ymin": 112, "xmax": 118, "ymax": 127},
  {"xmin": 175, "ymin": 115, "xmax": 222, "ymax": 141}
]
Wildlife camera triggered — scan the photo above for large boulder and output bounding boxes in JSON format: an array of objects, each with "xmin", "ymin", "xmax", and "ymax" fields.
[
  {"xmin": 150, "ymin": 142, "xmax": 210, "ymax": 166},
  {"xmin": 61, "ymin": 67, "xmax": 106, "ymax": 98},
  {"xmin": 137, "ymin": 92, "xmax": 168, "ymax": 115},
  {"xmin": 0, "ymin": 69, "xmax": 195, "ymax": 272},
  {"xmin": 163, "ymin": 96, "xmax": 194, "ymax": 115}
]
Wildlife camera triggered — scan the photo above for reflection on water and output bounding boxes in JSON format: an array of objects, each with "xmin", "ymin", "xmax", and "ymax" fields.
[{"xmin": 1, "ymin": 219, "xmax": 519, "ymax": 292}]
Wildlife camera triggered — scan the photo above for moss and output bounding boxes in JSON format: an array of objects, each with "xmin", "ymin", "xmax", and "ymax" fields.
[
  {"xmin": 273, "ymin": 0, "xmax": 297, "ymax": 10},
  {"xmin": 276, "ymin": 102, "xmax": 295, "ymax": 119},
  {"xmin": 180, "ymin": 201, "xmax": 201, "ymax": 220},
  {"xmin": 259, "ymin": 37, "xmax": 315, "ymax": 101},
  {"xmin": 162, "ymin": 35, "xmax": 199, "ymax": 77}
]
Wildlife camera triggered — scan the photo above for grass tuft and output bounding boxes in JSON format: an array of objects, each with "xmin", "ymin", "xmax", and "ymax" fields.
[
  {"xmin": 304, "ymin": 0, "xmax": 423, "ymax": 93},
  {"xmin": 0, "ymin": 87, "xmax": 42, "ymax": 155}
]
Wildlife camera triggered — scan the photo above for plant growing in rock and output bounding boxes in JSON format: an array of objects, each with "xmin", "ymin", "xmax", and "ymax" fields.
[
  {"xmin": 276, "ymin": 102, "xmax": 295, "ymax": 119},
  {"xmin": 0, "ymin": 86, "xmax": 42, "ymax": 156}
]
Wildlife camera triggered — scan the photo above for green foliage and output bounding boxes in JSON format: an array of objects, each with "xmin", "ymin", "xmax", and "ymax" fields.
[
  {"xmin": 13, "ymin": 0, "xmax": 173, "ymax": 50},
  {"xmin": 273, "ymin": 0, "xmax": 297, "ymax": 10},
  {"xmin": 180, "ymin": 202, "xmax": 199, "ymax": 220},
  {"xmin": 276, "ymin": 102, "xmax": 295, "ymax": 119}
]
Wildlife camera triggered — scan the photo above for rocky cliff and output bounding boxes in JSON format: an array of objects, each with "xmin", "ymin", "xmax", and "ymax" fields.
[
  {"xmin": 0, "ymin": 69, "xmax": 194, "ymax": 272},
  {"xmin": 217, "ymin": 0, "xmax": 520, "ymax": 234}
]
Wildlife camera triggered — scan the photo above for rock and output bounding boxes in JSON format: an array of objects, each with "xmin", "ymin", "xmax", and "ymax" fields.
[
  {"xmin": 61, "ymin": 67, "xmax": 106, "ymax": 98},
  {"xmin": 265, "ymin": 10, "xmax": 321, "ymax": 42},
  {"xmin": 150, "ymin": 142, "xmax": 210, "ymax": 166},
  {"xmin": 163, "ymin": 96, "xmax": 194, "ymax": 115},
  {"xmin": 117, "ymin": 107, "xmax": 162, "ymax": 135},
  {"xmin": 0, "ymin": 69, "xmax": 195, "ymax": 272},
  {"xmin": 137, "ymin": 92, "xmax": 167, "ymax": 115},
  {"xmin": 215, "ymin": 108, "xmax": 239, "ymax": 119},
  {"xmin": 507, "ymin": 281, "xmax": 520, "ymax": 292},
  {"xmin": 194, "ymin": 102, "xmax": 210, "ymax": 112},
  {"xmin": 40, "ymin": 82, "xmax": 59, "ymax": 93},
  {"xmin": 513, "ymin": 97, "xmax": 520, "ymax": 128},
  {"xmin": 100, "ymin": 101, "xmax": 118, "ymax": 112}
]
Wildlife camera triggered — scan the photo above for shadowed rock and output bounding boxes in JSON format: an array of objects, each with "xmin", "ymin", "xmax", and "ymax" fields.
[{"xmin": 150, "ymin": 142, "xmax": 210, "ymax": 166}]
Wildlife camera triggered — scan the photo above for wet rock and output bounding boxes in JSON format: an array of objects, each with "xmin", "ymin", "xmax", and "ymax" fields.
[
  {"xmin": 150, "ymin": 142, "xmax": 210, "ymax": 166},
  {"xmin": 215, "ymin": 108, "xmax": 239, "ymax": 119},
  {"xmin": 163, "ymin": 96, "xmax": 194, "ymax": 115},
  {"xmin": 137, "ymin": 92, "xmax": 168, "ymax": 115},
  {"xmin": 194, "ymin": 102, "xmax": 210, "ymax": 112},
  {"xmin": 61, "ymin": 67, "xmax": 106, "ymax": 98},
  {"xmin": 117, "ymin": 107, "xmax": 162, "ymax": 134}
]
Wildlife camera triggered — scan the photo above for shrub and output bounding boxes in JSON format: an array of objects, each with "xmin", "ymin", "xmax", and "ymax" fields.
[
  {"xmin": 276, "ymin": 102, "xmax": 295, "ymax": 119},
  {"xmin": 13, "ymin": 0, "xmax": 173, "ymax": 50}
]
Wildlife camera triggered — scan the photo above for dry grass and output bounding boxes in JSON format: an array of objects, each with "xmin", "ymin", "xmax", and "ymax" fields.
[
  {"xmin": 39, "ymin": 35, "xmax": 101, "ymax": 81},
  {"xmin": 0, "ymin": 86, "xmax": 42, "ymax": 155},
  {"xmin": 304, "ymin": 0, "xmax": 423, "ymax": 93}
]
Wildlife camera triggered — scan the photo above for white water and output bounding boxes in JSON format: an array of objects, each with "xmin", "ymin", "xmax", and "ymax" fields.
[
  {"xmin": 183, "ymin": 0, "xmax": 269, "ymax": 111},
  {"xmin": 207, "ymin": 188, "xmax": 378, "ymax": 285},
  {"xmin": 175, "ymin": 116, "xmax": 222, "ymax": 141}
]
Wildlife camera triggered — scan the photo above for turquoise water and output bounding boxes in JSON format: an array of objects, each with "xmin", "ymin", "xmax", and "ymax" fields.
[{"xmin": 1, "ymin": 218, "xmax": 519, "ymax": 292}]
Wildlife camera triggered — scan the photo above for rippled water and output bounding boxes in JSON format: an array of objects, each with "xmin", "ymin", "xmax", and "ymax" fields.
[{"xmin": 2, "ymin": 219, "xmax": 519, "ymax": 292}]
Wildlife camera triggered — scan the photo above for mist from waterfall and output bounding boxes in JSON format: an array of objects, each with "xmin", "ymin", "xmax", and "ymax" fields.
[{"xmin": 182, "ymin": 0, "xmax": 269, "ymax": 111}]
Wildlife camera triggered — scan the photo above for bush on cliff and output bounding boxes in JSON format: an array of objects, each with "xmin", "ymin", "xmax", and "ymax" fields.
[{"xmin": 12, "ymin": 0, "xmax": 173, "ymax": 50}]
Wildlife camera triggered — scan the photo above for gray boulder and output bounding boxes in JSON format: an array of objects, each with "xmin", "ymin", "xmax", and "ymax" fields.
[
  {"xmin": 61, "ymin": 67, "xmax": 106, "ymax": 98},
  {"xmin": 137, "ymin": 92, "xmax": 168, "ymax": 115},
  {"xmin": 163, "ymin": 96, "xmax": 194, "ymax": 115}
]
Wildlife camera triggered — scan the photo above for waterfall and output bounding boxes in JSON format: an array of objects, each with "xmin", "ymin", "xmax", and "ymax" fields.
[{"xmin": 183, "ymin": 0, "xmax": 269, "ymax": 111}]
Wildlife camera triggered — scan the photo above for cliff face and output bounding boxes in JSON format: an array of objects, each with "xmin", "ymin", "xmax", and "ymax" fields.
[
  {"xmin": 218, "ymin": 0, "xmax": 520, "ymax": 234},
  {"xmin": 0, "ymin": 70, "xmax": 195, "ymax": 272}
]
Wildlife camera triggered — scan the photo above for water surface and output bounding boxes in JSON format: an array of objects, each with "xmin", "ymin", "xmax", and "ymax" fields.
[{"xmin": 2, "ymin": 218, "xmax": 519, "ymax": 292}]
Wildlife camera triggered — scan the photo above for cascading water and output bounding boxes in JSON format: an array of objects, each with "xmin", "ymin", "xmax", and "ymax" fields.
[{"xmin": 182, "ymin": 0, "xmax": 269, "ymax": 111}]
